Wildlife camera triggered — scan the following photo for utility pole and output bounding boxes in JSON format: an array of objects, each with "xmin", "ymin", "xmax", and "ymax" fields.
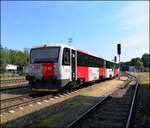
[{"xmin": 117, "ymin": 43, "xmax": 121, "ymax": 76}]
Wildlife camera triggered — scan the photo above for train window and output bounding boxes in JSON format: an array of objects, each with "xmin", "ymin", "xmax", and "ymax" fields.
[
  {"xmin": 30, "ymin": 47, "xmax": 60, "ymax": 64},
  {"xmin": 62, "ymin": 48, "xmax": 70, "ymax": 65},
  {"xmin": 77, "ymin": 52, "xmax": 89, "ymax": 66},
  {"xmin": 106, "ymin": 61, "xmax": 110, "ymax": 68},
  {"xmin": 77, "ymin": 51, "xmax": 103, "ymax": 67},
  {"xmin": 99, "ymin": 58, "xmax": 104, "ymax": 67}
]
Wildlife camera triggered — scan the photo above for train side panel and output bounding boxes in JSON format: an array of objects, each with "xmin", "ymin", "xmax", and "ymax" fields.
[
  {"xmin": 88, "ymin": 67, "xmax": 99, "ymax": 81},
  {"xmin": 105, "ymin": 68, "xmax": 114, "ymax": 78},
  {"xmin": 99, "ymin": 67, "xmax": 105, "ymax": 78},
  {"xmin": 77, "ymin": 66, "xmax": 89, "ymax": 82}
]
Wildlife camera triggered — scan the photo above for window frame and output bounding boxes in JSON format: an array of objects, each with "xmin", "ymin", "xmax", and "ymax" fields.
[
  {"xmin": 62, "ymin": 47, "xmax": 70, "ymax": 65},
  {"xmin": 30, "ymin": 47, "xmax": 60, "ymax": 64}
]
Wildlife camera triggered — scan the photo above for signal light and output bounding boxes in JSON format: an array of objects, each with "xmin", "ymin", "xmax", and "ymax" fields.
[
  {"xmin": 117, "ymin": 44, "xmax": 121, "ymax": 55},
  {"xmin": 114, "ymin": 56, "xmax": 117, "ymax": 62}
]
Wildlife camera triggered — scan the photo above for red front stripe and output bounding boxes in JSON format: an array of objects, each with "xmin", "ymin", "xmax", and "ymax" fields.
[{"xmin": 42, "ymin": 63, "xmax": 55, "ymax": 78}]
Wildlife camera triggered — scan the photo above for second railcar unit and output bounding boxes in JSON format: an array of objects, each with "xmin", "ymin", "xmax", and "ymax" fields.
[{"xmin": 26, "ymin": 44, "xmax": 119, "ymax": 92}]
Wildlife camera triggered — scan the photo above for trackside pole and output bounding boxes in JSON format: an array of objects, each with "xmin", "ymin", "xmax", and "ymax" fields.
[
  {"xmin": 118, "ymin": 54, "xmax": 120, "ymax": 77},
  {"xmin": 117, "ymin": 43, "xmax": 121, "ymax": 77}
]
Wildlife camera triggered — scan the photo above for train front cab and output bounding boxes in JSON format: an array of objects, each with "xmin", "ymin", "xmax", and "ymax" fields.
[
  {"xmin": 26, "ymin": 45, "xmax": 77, "ymax": 92},
  {"xmin": 60, "ymin": 47, "xmax": 77, "ymax": 89}
]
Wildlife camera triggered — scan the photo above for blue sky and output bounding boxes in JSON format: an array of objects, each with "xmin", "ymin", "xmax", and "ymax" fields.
[{"xmin": 1, "ymin": 1, "xmax": 149, "ymax": 62}]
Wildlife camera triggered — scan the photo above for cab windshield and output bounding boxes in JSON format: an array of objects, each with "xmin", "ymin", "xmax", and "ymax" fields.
[{"xmin": 30, "ymin": 47, "xmax": 60, "ymax": 64}]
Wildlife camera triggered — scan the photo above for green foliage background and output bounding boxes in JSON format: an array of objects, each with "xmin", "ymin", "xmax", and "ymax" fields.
[
  {"xmin": 0, "ymin": 45, "xmax": 149, "ymax": 72},
  {"xmin": 0, "ymin": 45, "xmax": 29, "ymax": 72},
  {"xmin": 121, "ymin": 53, "xmax": 150, "ymax": 71}
]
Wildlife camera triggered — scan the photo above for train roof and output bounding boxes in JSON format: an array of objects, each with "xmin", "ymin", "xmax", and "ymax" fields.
[
  {"xmin": 106, "ymin": 60, "xmax": 118, "ymax": 64},
  {"xmin": 31, "ymin": 44, "xmax": 117, "ymax": 64},
  {"xmin": 31, "ymin": 44, "xmax": 76, "ymax": 50}
]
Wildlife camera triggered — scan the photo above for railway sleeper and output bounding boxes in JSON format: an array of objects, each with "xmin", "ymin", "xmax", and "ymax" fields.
[
  {"xmin": 100, "ymin": 101, "xmax": 131, "ymax": 107},
  {"xmin": 111, "ymin": 92, "xmax": 133, "ymax": 97},
  {"xmin": 105, "ymin": 102, "xmax": 131, "ymax": 106},
  {"xmin": 96, "ymin": 115, "xmax": 127, "ymax": 121},
  {"xmin": 108, "ymin": 98, "xmax": 132, "ymax": 103},
  {"xmin": 101, "ymin": 107, "xmax": 129, "ymax": 112},
  {"xmin": 100, "ymin": 100, "xmax": 133, "ymax": 109},
  {"xmin": 98, "ymin": 111, "xmax": 128, "ymax": 116},
  {"xmin": 96, "ymin": 122, "xmax": 125, "ymax": 128}
]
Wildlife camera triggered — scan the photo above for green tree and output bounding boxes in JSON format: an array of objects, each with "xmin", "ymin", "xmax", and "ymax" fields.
[
  {"xmin": 141, "ymin": 53, "xmax": 150, "ymax": 67},
  {"xmin": 130, "ymin": 57, "xmax": 141, "ymax": 66},
  {"xmin": 23, "ymin": 48, "xmax": 30, "ymax": 66},
  {"xmin": 0, "ymin": 47, "xmax": 6, "ymax": 73},
  {"xmin": 0, "ymin": 45, "xmax": 30, "ymax": 70},
  {"xmin": 120, "ymin": 61, "xmax": 130, "ymax": 71},
  {"xmin": 8, "ymin": 48, "xmax": 29, "ymax": 66},
  {"xmin": 135, "ymin": 60, "xmax": 144, "ymax": 71}
]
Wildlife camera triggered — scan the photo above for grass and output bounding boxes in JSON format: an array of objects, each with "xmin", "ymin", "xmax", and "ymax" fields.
[
  {"xmin": 139, "ymin": 72, "xmax": 150, "ymax": 84},
  {"xmin": 138, "ymin": 72, "xmax": 150, "ymax": 117},
  {"xmin": 34, "ymin": 97, "xmax": 94, "ymax": 127},
  {"xmin": 36, "ymin": 112, "xmax": 63, "ymax": 127}
]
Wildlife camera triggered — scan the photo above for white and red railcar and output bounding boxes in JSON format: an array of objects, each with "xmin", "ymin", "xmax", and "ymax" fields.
[{"xmin": 26, "ymin": 44, "xmax": 119, "ymax": 92}]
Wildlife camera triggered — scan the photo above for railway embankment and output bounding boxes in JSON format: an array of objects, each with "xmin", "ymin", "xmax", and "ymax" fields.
[{"xmin": 1, "ymin": 78, "xmax": 125, "ymax": 128}]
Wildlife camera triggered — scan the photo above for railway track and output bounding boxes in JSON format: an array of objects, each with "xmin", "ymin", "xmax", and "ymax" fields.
[
  {"xmin": 0, "ymin": 86, "xmax": 81, "ymax": 114},
  {"xmin": 0, "ymin": 78, "xmax": 30, "ymax": 91},
  {"xmin": 67, "ymin": 74, "xmax": 138, "ymax": 128},
  {"xmin": 0, "ymin": 74, "xmax": 133, "ymax": 120},
  {"xmin": 1, "ymin": 94, "xmax": 30, "ymax": 104},
  {"xmin": 0, "ymin": 76, "xmax": 119, "ymax": 114},
  {"xmin": 0, "ymin": 84, "xmax": 30, "ymax": 91},
  {"xmin": 0, "ymin": 93, "xmax": 54, "ymax": 113},
  {"xmin": 1, "ymin": 78, "xmax": 26, "ymax": 84},
  {"xmin": 0, "ymin": 94, "xmax": 32, "ymax": 111},
  {"xmin": 1, "ymin": 78, "xmax": 28, "ymax": 89}
]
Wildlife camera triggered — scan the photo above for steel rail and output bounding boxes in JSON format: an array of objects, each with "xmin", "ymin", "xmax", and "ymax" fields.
[
  {"xmin": 0, "ymin": 87, "xmax": 79, "ymax": 113},
  {"xmin": 67, "ymin": 96, "xmax": 110, "ymax": 128},
  {"xmin": 0, "ymin": 94, "xmax": 30, "ymax": 104},
  {"xmin": 0, "ymin": 94, "xmax": 54, "ymax": 113},
  {"xmin": 125, "ymin": 74, "xmax": 139, "ymax": 128},
  {"xmin": 1, "ymin": 79, "xmax": 26, "ymax": 84},
  {"xmin": 1, "ymin": 78, "xmax": 25, "ymax": 82},
  {"xmin": 67, "ymin": 73, "xmax": 138, "ymax": 128},
  {"xmin": 0, "ymin": 84, "xmax": 30, "ymax": 91}
]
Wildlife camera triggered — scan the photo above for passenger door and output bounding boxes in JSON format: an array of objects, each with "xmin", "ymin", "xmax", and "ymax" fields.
[{"xmin": 71, "ymin": 49, "xmax": 76, "ymax": 81}]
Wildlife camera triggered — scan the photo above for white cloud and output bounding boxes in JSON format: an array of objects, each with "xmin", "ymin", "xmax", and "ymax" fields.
[
  {"xmin": 116, "ymin": 2, "xmax": 149, "ymax": 47},
  {"xmin": 119, "ymin": 34, "xmax": 148, "ymax": 47},
  {"xmin": 114, "ymin": 2, "xmax": 149, "ymax": 61},
  {"xmin": 117, "ymin": 2, "xmax": 149, "ymax": 31}
]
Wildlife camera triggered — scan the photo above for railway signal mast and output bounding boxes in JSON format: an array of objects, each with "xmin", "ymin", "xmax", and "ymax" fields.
[
  {"xmin": 117, "ymin": 43, "xmax": 121, "ymax": 74},
  {"xmin": 114, "ymin": 56, "xmax": 117, "ymax": 62}
]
